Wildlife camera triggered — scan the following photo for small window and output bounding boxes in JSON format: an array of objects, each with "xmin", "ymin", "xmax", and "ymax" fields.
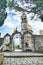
[{"xmin": 25, "ymin": 42, "xmax": 29, "ymax": 47}]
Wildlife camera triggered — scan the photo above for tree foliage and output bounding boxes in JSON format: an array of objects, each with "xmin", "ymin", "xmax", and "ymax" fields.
[
  {"xmin": 32, "ymin": 0, "xmax": 43, "ymax": 14},
  {"xmin": 8, "ymin": 0, "xmax": 43, "ymax": 21},
  {"xmin": 8, "ymin": 1, "xmax": 14, "ymax": 8},
  {"xmin": 32, "ymin": 0, "xmax": 43, "ymax": 21},
  {"xmin": 0, "ymin": 0, "xmax": 7, "ymax": 26}
]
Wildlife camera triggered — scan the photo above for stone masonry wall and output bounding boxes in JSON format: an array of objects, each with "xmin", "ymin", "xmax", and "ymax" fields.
[
  {"xmin": 3, "ymin": 57, "xmax": 43, "ymax": 65},
  {"xmin": 34, "ymin": 35, "xmax": 43, "ymax": 52}
]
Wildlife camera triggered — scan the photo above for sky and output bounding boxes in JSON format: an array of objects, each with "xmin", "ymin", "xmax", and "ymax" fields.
[{"xmin": 0, "ymin": 7, "xmax": 43, "ymax": 37}]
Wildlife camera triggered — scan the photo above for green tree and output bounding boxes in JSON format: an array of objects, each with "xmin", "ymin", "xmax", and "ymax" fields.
[
  {"xmin": 32, "ymin": 0, "xmax": 43, "ymax": 21},
  {"xmin": 0, "ymin": 0, "xmax": 7, "ymax": 26},
  {"xmin": 8, "ymin": 0, "xmax": 43, "ymax": 21},
  {"xmin": 8, "ymin": 1, "xmax": 14, "ymax": 8}
]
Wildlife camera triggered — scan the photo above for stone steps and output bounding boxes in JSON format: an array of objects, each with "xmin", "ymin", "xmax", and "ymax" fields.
[{"xmin": 0, "ymin": 52, "xmax": 43, "ymax": 65}]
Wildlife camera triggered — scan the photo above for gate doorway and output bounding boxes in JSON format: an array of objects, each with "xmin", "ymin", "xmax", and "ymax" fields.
[{"xmin": 13, "ymin": 33, "xmax": 22, "ymax": 51}]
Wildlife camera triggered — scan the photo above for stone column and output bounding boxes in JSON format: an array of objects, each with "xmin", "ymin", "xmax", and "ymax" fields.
[{"xmin": 21, "ymin": 36, "xmax": 24, "ymax": 51}]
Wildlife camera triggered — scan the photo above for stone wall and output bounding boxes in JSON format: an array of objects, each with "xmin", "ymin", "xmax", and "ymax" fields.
[
  {"xmin": 3, "ymin": 57, "xmax": 43, "ymax": 65},
  {"xmin": 3, "ymin": 52, "xmax": 43, "ymax": 65},
  {"xmin": 0, "ymin": 35, "xmax": 43, "ymax": 52},
  {"xmin": 33, "ymin": 35, "xmax": 43, "ymax": 52}
]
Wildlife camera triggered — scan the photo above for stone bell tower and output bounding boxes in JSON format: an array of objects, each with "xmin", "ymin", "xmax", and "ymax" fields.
[{"xmin": 21, "ymin": 12, "xmax": 28, "ymax": 34}]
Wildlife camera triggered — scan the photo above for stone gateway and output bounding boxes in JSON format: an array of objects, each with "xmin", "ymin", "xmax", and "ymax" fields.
[{"xmin": 0, "ymin": 12, "xmax": 43, "ymax": 52}]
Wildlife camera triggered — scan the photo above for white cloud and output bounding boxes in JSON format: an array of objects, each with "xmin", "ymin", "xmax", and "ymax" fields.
[
  {"xmin": 3, "ymin": 8, "xmax": 43, "ymax": 35},
  {"xmin": 27, "ymin": 13, "xmax": 43, "ymax": 34},
  {"xmin": 4, "ymin": 17, "xmax": 15, "ymax": 28},
  {"xmin": 4, "ymin": 21, "xmax": 15, "ymax": 28}
]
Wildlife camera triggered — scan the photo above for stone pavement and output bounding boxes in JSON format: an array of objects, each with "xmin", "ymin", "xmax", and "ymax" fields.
[
  {"xmin": 3, "ymin": 57, "xmax": 43, "ymax": 65},
  {"xmin": 1, "ymin": 52, "xmax": 43, "ymax": 65}
]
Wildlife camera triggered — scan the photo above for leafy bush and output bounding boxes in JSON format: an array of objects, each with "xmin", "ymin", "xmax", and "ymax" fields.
[{"xmin": 5, "ymin": 42, "xmax": 10, "ymax": 46}]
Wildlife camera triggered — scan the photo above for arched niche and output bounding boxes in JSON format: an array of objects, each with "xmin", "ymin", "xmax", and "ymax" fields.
[
  {"xmin": 23, "ymin": 32, "xmax": 33, "ymax": 51},
  {"xmin": 12, "ymin": 32, "xmax": 22, "ymax": 51},
  {"xmin": 3, "ymin": 33, "xmax": 11, "ymax": 51}
]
